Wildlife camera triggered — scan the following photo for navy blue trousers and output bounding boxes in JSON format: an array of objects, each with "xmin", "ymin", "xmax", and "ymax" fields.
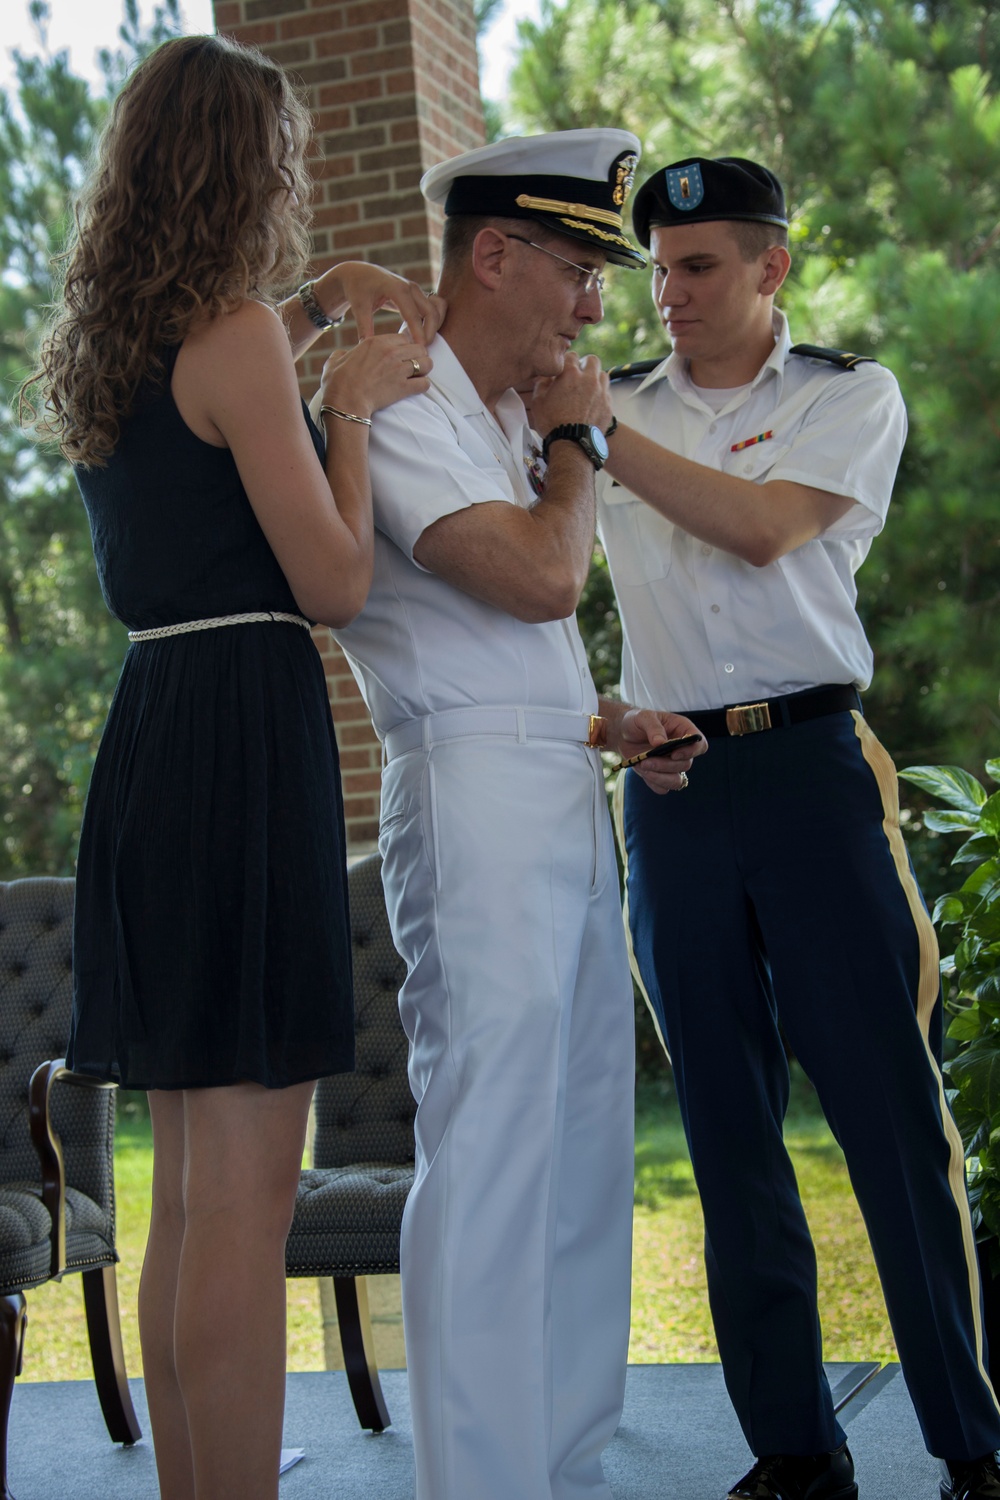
[{"xmin": 623, "ymin": 708, "xmax": 1000, "ymax": 1461}]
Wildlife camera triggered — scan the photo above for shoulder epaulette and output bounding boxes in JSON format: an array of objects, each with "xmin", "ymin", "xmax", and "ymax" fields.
[
  {"xmin": 608, "ymin": 358, "xmax": 664, "ymax": 381},
  {"xmin": 789, "ymin": 343, "xmax": 878, "ymax": 371}
]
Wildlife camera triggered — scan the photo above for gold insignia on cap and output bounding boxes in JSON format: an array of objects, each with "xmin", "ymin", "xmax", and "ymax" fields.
[
  {"xmin": 680, "ymin": 174, "xmax": 691, "ymax": 198},
  {"xmin": 515, "ymin": 193, "xmax": 624, "ymax": 229},
  {"xmin": 559, "ymin": 217, "xmax": 632, "ymax": 247},
  {"xmin": 613, "ymin": 152, "xmax": 638, "ymax": 209}
]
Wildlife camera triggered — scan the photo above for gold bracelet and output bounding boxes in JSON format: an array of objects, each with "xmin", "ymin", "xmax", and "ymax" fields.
[{"xmin": 319, "ymin": 405, "xmax": 372, "ymax": 428}]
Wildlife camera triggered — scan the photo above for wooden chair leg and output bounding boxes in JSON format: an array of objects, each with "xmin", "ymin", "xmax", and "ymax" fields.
[
  {"xmin": 0, "ymin": 1292, "xmax": 27, "ymax": 1500},
  {"xmin": 333, "ymin": 1276, "xmax": 391, "ymax": 1432},
  {"xmin": 81, "ymin": 1266, "xmax": 141, "ymax": 1445}
]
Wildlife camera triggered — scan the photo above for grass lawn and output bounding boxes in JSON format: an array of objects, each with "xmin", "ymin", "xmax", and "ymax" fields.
[
  {"xmin": 18, "ymin": 1067, "xmax": 895, "ymax": 1382},
  {"xmin": 630, "ymin": 1072, "xmax": 896, "ymax": 1364},
  {"xmin": 18, "ymin": 1107, "xmax": 328, "ymax": 1384}
]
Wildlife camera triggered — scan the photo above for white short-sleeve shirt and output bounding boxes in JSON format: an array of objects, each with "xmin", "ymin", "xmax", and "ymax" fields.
[
  {"xmin": 596, "ymin": 310, "xmax": 907, "ymax": 711},
  {"xmin": 334, "ymin": 335, "xmax": 598, "ymax": 737}
]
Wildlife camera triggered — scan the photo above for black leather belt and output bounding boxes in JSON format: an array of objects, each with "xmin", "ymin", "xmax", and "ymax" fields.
[{"xmin": 685, "ymin": 684, "xmax": 861, "ymax": 738}]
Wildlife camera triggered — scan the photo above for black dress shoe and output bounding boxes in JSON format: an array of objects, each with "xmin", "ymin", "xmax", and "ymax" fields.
[
  {"xmin": 941, "ymin": 1453, "xmax": 1000, "ymax": 1499},
  {"xmin": 727, "ymin": 1442, "xmax": 858, "ymax": 1499}
]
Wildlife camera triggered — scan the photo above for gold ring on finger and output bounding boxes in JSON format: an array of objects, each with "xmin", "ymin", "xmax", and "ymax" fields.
[{"xmin": 410, "ymin": 359, "xmax": 421, "ymax": 376}]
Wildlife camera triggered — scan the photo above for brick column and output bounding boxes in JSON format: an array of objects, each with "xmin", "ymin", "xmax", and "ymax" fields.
[{"xmin": 212, "ymin": 0, "xmax": 485, "ymax": 847}]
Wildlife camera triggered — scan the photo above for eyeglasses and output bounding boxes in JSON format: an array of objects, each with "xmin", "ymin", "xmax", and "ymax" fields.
[{"xmin": 504, "ymin": 233, "xmax": 606, "ymax": 296}]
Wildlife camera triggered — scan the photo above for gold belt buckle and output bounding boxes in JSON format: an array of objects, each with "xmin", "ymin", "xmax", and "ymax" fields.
[
  {"xmin": 587, "ymin": 714, "xmax": 608, "ymax": 748},
  {"xmin": 725, "ymin": 701, "xmax": 772, "ymax": 736}
]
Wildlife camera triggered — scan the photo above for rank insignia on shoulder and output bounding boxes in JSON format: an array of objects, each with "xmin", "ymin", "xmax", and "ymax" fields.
[
  {"xmin": 608, "ymin": 357, "xmax": 664, "ymax": 381},
  {"xmin": 789, "ymin": 343, "xmax": 878, "ymax": 371}
]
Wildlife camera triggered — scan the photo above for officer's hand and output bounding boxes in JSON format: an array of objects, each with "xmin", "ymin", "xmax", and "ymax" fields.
[
  {"xmin": 615, "ymin": 709, "xmax": 707, "ymax": 796},
  {"xmin": 530, "ymin": 354, "xmax": 612, "ymax": 438}
]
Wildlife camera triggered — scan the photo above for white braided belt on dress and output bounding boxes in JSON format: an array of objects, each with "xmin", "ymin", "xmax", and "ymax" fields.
[{"xmin": 127, "ymin": 611, "xmax": 311, "ymax": 642}]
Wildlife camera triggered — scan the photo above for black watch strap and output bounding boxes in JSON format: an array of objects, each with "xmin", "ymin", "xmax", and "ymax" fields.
[{"xmin": 542, "ymin": 423, "xmax": 608, "ymax": 471}]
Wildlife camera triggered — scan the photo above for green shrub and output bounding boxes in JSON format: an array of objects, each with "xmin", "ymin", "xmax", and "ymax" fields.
[{"xmin": 900, "ymin": 758, "xmax": 1000, "ymax": 1264}]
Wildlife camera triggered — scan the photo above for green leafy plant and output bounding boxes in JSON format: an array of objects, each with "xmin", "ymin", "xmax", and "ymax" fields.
[{"xmin": 900, "ymin": 758, "xmax": 1000, "ymax": 1261}]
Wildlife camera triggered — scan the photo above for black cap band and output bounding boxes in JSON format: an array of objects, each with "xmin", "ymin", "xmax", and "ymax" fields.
[
  {"xmin": 440, "ymin": 160, "xmax": 646, "ymax": 268},
  {"xmin": 445, "ymin": 173, "xmax": 622, "ymax": 227}
]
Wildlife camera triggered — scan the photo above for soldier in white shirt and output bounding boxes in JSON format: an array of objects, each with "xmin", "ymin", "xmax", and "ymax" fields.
[
  {"xmin": 597, "ymin": 155, "xmax": 1000, "ymax": 1500},
  {"xmin": 330, "ymin": 131, "xmax": 704, "ymax": 1500}
]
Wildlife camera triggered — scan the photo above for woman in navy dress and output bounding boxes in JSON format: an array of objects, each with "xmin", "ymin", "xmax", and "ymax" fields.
[{"xmin": 25, "ymin": 33, "xmax": 439, "ymax": 1500}]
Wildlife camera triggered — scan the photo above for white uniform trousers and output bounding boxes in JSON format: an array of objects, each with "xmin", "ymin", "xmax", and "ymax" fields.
[{"xmin": 377, "ymin": 733, "xmax": 636, "ymax": 1500}]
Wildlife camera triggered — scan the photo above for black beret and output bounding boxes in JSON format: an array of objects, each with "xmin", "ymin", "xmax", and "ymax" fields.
[{"xmin": 631, "ymin": 156, "xmax": 787, "ymax": 248}]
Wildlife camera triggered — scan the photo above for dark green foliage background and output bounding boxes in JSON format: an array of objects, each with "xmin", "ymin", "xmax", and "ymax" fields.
[
  {"xmin": 2, "ymin": 0, "xmax": 998, "ymax": 880},
  {"xmin": 498, "ymin": 0, "xmax": 1000, "ymax": 777},
  {"xmin": 1, "ymin": 2, "xmax": 183, "ymax": 877}
]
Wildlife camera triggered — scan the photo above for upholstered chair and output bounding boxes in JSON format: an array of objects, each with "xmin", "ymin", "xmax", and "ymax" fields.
[
  {"xmin": 286, "ymin": 852, "xmax": 415, "ymax": 1432},
  {"xmin": 0, "ymin": 877, "xmax": 139, "ymax": 1497}
]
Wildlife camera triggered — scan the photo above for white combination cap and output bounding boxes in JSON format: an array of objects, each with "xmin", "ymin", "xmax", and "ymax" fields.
[{"xmin": 420, "ymin": 128, "xmax": 646, "ymax": 268}]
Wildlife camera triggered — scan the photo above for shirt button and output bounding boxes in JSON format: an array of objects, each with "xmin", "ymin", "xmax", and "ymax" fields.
[
  {"xmin": 724, "ymin": 662, "xmax": 735, "ymax": 673},
  {"xmin": 711, "ymin": 604, "xmax": 720, "ymax": 613},
  {"xmin": 743, "ymin": 462, "xmax": 753, "ymax": 473},
  {"xmin": 709, "ymin": 422, "xmax": 718, "ymax": 434},
  {"xmin": 701, "ymin": 544, "xmax": 712, "ymax": 556}
]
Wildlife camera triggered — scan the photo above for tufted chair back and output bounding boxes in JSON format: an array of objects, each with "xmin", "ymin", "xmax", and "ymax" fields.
[
  {"xmin": 312, "ymin": 852, "xmax": 414, "ymax": 1170},
  {"xmin": 0, "ymin": 878, "xmax": 116, "ymax": 1297},
  {"xmin": 284, "ymin": 852, "xmax": 412, "ymax": 1431},
  {"xmin": 0, "ymin": 877, "xmax": 141, "ymax": 1464},
  {"xmin": 0, "ymin": 881, "xmax": 114, "ymax": 1211},
  {"xmin": 285, "ymin": 851, "xmax": 413, "ymax": 1294}
]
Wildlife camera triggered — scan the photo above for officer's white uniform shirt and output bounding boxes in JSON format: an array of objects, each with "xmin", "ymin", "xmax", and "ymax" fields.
[
  {"xmin": 596, "ymin": 309, "xmax": 907, "ymax": 712},
  {"xmin": 331, "ymin": 334, "xmax": 634, "ymax": 1500},
  {"xmin": 335, "ymin": 334, "xmax": 597, "ymax": 733}
]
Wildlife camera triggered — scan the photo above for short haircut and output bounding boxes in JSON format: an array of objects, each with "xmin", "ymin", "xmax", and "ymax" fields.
[
  {"xmin": 728, "ymin": 219, "xmax": 789, "ymax": 261},
  {"xmin": 441, "ymin": 214, "xmax": 560, "ymax": 270}
]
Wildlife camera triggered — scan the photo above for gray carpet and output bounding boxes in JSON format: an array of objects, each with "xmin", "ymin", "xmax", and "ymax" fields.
[{"xmin": 9, "ymin": 1363, "xmax": 944, "ymax": 1498}]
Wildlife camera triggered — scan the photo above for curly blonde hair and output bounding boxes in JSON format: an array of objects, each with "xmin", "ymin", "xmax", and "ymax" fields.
[{"xmin": 24, "ymin": 34, "xmax": 315, "ymax": 467}]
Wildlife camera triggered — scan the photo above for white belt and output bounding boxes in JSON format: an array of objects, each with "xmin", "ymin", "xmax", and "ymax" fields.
[
  {"xmin": 127, "ymin": 611, "xmax": 311, "ymax": 642},
  {"xmin": 383, "ymin": 707, "xmax": 596, "ymax": 762}
]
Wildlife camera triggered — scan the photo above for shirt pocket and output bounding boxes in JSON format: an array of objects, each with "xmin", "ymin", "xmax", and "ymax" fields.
[
  {"xmin": 600, "ymin": 485, "xmax": 673, "ymax": 585},
  {"xmin": 453, "ymin": 421, "xmax": 521, "ymax": 504}
]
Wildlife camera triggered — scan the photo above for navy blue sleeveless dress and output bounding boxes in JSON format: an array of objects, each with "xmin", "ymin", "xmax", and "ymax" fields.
[{"xmin": 67, "ymin": 346, "xmax": 355, "ymax": 1090}]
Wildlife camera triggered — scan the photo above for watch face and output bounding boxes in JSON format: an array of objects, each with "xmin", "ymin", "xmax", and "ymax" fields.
[{"xmin": 587, "ymin": 425, "xmax": 610, "ymax": 463}]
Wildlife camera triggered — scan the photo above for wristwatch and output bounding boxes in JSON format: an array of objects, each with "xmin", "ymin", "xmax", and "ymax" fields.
[
  {"xmin": 542, "ymin": 423, "xmax": 610, "ymax": 471},
  {"xmin": 297, "ymin": 280, "xmax": 347, "ymax": 332}
]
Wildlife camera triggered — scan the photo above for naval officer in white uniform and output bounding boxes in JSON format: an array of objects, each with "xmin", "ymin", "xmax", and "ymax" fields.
[{"xmin": 329, "ymin": 131, "xmax": 704, "ymax": 1500}]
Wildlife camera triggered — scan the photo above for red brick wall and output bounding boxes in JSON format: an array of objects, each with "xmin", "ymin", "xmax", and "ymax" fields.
[{"xmin": 211, "ymin": 0, "xmax": 485, "ymax": 846}]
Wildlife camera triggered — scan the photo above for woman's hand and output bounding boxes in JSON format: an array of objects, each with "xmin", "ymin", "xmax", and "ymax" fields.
[
  {"xmin": 318, "ymin": 262, "xmax": 446, "ymax": 344},
  {"xmin": 319, "ymin": 333, "xmax": 432, "ymax": 419}
]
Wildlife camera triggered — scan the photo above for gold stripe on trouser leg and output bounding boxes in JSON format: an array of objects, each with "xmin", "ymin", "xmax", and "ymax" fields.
[
  {"xmin": 852, "ymin": 709, "xmax": 1000, "ymax": 1415},
  {"xmin": 611, "ymin": 769, "xmax": 671, "ymax": 1061}
]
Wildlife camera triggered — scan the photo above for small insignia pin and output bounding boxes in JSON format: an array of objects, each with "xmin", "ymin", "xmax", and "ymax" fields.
[
  {"xmin": 612, "ymin": 152, "xmax": 639, "ymax": 209},
  {"xmin": 525, "ymin": 441, "xmax": 545, "ymax": 496}
]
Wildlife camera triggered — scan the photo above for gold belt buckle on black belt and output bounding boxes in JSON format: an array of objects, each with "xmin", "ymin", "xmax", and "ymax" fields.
[{"xmin": 725, "ymin": 701, "xmax": 772, "ymax": 736}]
